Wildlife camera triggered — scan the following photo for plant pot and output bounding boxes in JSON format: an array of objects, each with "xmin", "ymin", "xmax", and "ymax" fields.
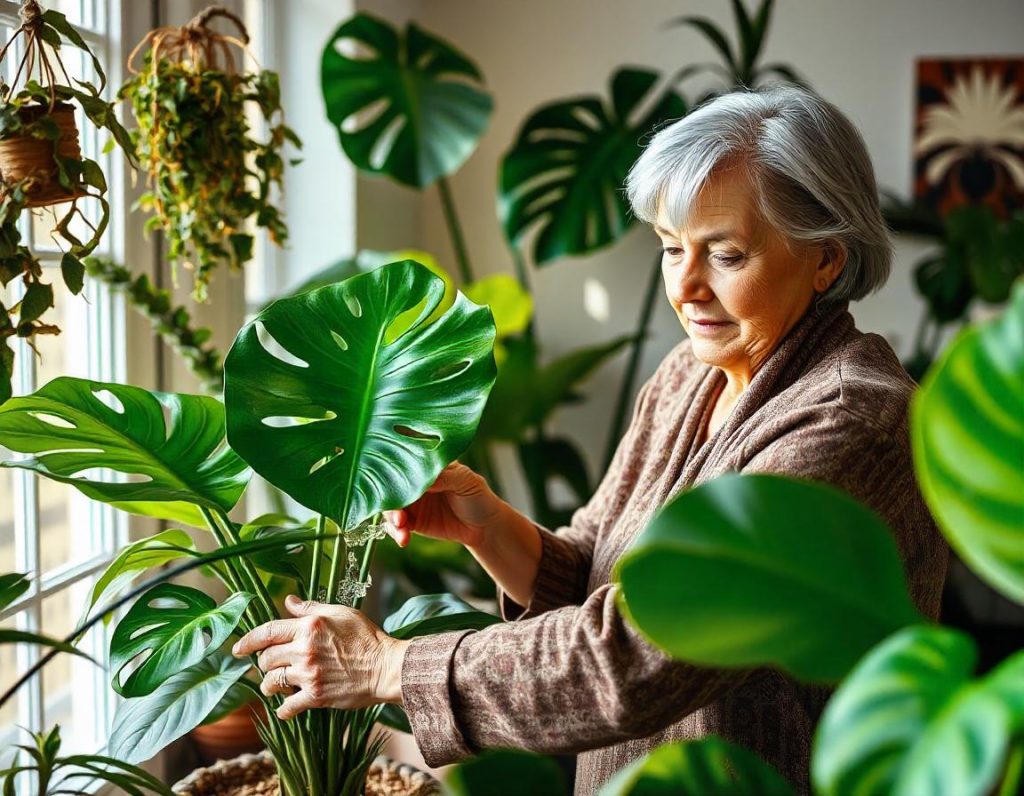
[
  {"xmin": 189, "ymin": 702, "xmax": 266, "ymax": 765},
  {"xmin": 172, "ymin": 750, "xmax": 440, "ymax": 796},
  {"xmin": 0, "ymin": 102, "xmax": 88, "ymax": 207}
]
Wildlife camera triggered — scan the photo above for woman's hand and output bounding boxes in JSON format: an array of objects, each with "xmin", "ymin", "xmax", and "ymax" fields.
[
  {"xmin": 384, "ymin": 461, "xmax": 503, "ymax": 550},
  {"xmin": 232, "ymin": 594, "xmax": 410, "ymax": 721}
]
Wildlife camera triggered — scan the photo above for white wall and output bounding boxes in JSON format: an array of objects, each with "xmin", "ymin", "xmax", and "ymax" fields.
[{"xmin": 348, "ymin": 0, "xmax": 1024, "ymax": 504}]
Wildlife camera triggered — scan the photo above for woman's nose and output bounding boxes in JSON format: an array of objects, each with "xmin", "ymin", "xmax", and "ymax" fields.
[{"xmin": 665, "ymin": 255, "xmax": 712, "ymax": 306}]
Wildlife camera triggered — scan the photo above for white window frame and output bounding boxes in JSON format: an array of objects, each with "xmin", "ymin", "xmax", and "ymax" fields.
[{"xmin": 0, "ymin": 0, "xmax": 126, "ymax": 791}]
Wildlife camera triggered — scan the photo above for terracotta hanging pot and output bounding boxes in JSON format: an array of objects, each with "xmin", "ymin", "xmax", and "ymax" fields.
[{"xmin": 0, "ymin": 102, "xmax": 88, "ymax": 207}]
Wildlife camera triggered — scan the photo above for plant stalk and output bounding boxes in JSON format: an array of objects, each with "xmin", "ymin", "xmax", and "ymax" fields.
[
  {"xmin": 602, "ymin": 250, "xmax": 661, "ymax": 472},
  {"xmin": 310, "ymin": 514, "xmax": 327, "ymax": 601},
  {"xmin": 206, "ymin": 506, "xmax": 278, "ymax": 624},
  {"xmin": 437, "ymin": 176, "xmax": 474, "ymax": 285},
  {"xmin": 999, "ymin": 743, "xmax": 1024, "ymax": 796}
]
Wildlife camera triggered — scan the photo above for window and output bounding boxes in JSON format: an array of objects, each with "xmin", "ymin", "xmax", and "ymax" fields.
[{"xmin": 0, "ymin": 0, "xmax": 126, "ymax": 782}]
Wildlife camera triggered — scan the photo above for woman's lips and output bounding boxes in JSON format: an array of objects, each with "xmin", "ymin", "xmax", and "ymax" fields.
[{"xmin": 688, "ymin": 318, "xmax": 732, "ymax": 333}]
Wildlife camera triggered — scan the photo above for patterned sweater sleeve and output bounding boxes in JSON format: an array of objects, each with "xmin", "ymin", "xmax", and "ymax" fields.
[{"xmin": 497, "ymin": 359, "xmax": 664, "ymax": 621}]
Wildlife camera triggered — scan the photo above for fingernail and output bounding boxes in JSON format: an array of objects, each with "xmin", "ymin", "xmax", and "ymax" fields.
[{"xmin": 231, "ymin": 643, "xmax": 240, "ymax": 655}]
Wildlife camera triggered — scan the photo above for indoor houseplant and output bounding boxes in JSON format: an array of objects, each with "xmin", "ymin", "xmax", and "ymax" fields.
[
  {"xmin": 0, "ymin": 259, "xmax": 500, "ymax": 794},
  {"xmin": 0, "ymin": 0, "xmax": 133, "ymax": 404},
  {"xmin": 119, "ymin": 6, "xmax": 301, "ymax": 301}
]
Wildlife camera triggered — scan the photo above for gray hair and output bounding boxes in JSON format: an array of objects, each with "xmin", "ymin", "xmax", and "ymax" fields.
[{"xmin": 625, "ymin": 85, "xmax": 892, "ymax": 302}]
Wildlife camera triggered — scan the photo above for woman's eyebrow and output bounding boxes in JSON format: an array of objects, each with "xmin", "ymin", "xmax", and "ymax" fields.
[{"xmin": 654, "ymin": 224, "xmax": 742, "ymax": 243}]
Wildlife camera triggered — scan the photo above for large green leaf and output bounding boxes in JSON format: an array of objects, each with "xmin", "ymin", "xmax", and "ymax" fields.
[
  {"xmin": 615, "ymin": 474, "xmax": 921, "ymax": 683},
  {"xmin": 0, "ymin": 378, "xmax": 250, "ymax": 527},
  {"xmin": 108, "ymin": 651, "xmax": 252, "ymax": 764},
  {"xmin": 383, "ymin": 593, "xmax": 500, "ymax": 639},
  {"xmin": 80, "ymin": 530, "xmax": 197, "ymax": 627},
  {"xmin": 913, "ymin": 281, "xmax": 1024, "ymax": 603},
  {"xmin": 445, "ymin": 749, "xmax": 566, "ymax": 796},
  {"xmin": 109, "ymin": 584, "xmax": 252, "ymax": 697},
  {"xmin": 500, "ymin": 68, "xmax": 685, "ymax": 265},
  {"xmin": 600, "ymin": 737, "xmax": 794, "ymax": 796},
  {"xmin": 224, "ymin": 260, "xmax": 496, "ymax": 530},
  {"xmin": 813, "ymin": 625, "xmax": 1024, "ymax": 796},
  {"xmin": 321, "ymin": 13, "xmax": 493, "ymax": 188}
]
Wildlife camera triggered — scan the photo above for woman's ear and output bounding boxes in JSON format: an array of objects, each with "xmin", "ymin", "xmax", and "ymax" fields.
[{"xmin": 815, "ymin": 241, "xmax": 847, "ymax": 293}]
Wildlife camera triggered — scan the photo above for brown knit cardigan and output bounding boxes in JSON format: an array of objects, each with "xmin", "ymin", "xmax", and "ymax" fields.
[{"xmin": 400, "ymin": 300, "xmax": 949, "ymax": 794}]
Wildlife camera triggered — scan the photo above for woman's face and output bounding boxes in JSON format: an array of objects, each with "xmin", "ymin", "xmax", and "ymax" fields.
[{"xmin": 655, "ymin": 166, "xmax": 841, "ymax": 387}]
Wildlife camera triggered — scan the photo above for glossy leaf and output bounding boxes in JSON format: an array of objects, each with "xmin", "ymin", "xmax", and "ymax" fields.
[
  {"xmin": 224, "ymin": 260, "xmax": 496, "ymax": 529},
  {"xmin": 813, "ymin": 625, "xmax": 1024, "ymax": 796},
  {"xmin": 81, "ymin": 529, "xmax": 196, "ymax": 626},
  {"xmin": 445, "ymin": 749, "xmax": 566, "ymax": 796},
  {"xmin": 0, "ymin": 629, "xmax": 95, "ymax": 663},
  {"xmin": 913, "ymin": 282, "xmax": 1024, "ymax": 603},
  {"xmin": 109, "ymin": 584, "xmax": 253, "ymax": 697},
  {"xmin": 616, "ymin": 474, "xmax": 921, "ymax": 683},
  {"xmin": 0, "ymin": 378, "xmax": 250, "ymax": 527},
  {"xmin": 500, "ymin": 68, "xmax": 685, "ymax": 264},
  {"xmin": 600, "ymin": 736, "xmax": 794, "ymax": 795},
  {"xmin": 0, "ymin": 572, "xmax": 30, "ymax": 611},
  {"xmin": 108, "ymin": 651, "xmax": 252, "ymax": 764},
  {"xmin": 321, "ymin": 13, "xmax": 493, "ymax": 188},
  {"xmin": 383, "ymin": 593, "xmax": 500, "ymax": 639}
]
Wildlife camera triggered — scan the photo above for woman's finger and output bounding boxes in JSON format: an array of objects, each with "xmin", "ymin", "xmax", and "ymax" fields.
[
  {"xmin": 256, "ymin": 641, "xmax": 300, "ymax": 673},
  {"xmin": 276, "ymin": 688, "xmax": 318, "ymax": 721},
  {"xmin": 260, "ymin": 665, "xmax": 298, "ymax": 698},
  {"xmin": 233, "ymin": 619, "xmax": 300, "ymax": 656}
]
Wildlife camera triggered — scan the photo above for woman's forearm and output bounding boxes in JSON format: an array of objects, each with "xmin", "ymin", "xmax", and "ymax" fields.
[{"xmin": 467, "ymin": 500, "xmax": 543, "ymax": 608}]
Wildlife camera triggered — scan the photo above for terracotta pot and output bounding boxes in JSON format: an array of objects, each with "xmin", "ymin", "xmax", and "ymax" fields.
[
  {"xmin": 172, "ymin": 750, "xmax": 440, "ymax": 796},
  {"xmin": 0, "ymin": 102, "xmax": 88, "ymax": 207},
  {"xmin": 190, "ymin": 702, "xmax": 265, "ymax": 764}
]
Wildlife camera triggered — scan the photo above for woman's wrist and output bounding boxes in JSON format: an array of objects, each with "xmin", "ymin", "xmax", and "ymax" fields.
[{"xmin": 377, "ymin": 636, "xmax": 411, "ymax": 705}]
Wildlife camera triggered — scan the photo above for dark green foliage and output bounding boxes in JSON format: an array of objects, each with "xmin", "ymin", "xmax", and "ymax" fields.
[{"xmin": 120, "ymin": 58, "xmax": 300, "ymax": 301}]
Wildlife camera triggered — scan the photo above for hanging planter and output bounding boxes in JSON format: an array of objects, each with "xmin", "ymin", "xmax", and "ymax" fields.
[
  {"xmin": 120, "ymin": 6, "xmax": 301, "ymax": 302},
  {"xmin": 0, "ymin": 0, "xmax": 133, "ymax": 404}
]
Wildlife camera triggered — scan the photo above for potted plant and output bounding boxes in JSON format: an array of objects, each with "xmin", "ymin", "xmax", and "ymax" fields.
[
  {"xmin": 0, "ymin": 0, "xmax": 133, "ymax": 404},
  {"xmin": 119, "ymin": 5, "xmax": 302, "ymax": 301},
  {"xmin": 0, "ymin": 259, "xmax": 499, "ymax": 795}
]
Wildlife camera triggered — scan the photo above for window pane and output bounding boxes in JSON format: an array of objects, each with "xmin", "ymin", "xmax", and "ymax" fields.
[
  {"xmin": 0, "ymin": 614, "xmax": 25, "ymax": 770},
  {"xmin": 0, "ymin": 467, "xmax": 15, "ymax": 573},
  {"xmin": 41, "ymin": 0, "xmax": 84, "ymax": 27},
  {"xmin": 41, "ymin": 582, "xmax": 105, "ymax": 756}
]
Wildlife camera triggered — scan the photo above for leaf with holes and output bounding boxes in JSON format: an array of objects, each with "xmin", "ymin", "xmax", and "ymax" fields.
[
  {"xmin": 500, "ymin": 68, "xmax": 685, "ymax": 265},
  {"xmin": 913, "ymin": 281, "xmax": 1024, "ymax": 603},
  {"xmin": 321, "ymin": 13, "xmax": 493, "ymax": 188},
  {"xmin": 224, "ymin": 260, "xmax": 496, "ymax": 529},
  {"xmin": 109, "ymin": 583, "xmax": 252, "ymax": 698},
  {"xmin": 0, "ymin": 377, "xmax": 250, "ymax": 527},
  {"xmin": 813, "ymin": 625, "xmax": 1024, "ymax": 796},
  {"xmin": 80, "ymin": 529, "xmax": 197, "ymax": 627}
]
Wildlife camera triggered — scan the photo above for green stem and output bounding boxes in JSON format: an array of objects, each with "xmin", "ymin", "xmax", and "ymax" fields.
[
  {"xmin": 437, "ymin": 176, "xmax": 474, "ymax": 284},
  {"xmin": 205, "ymin": 506, "xmax": 278, "ymax": 624},
  {"xmin": 511, "ymin": 247, "xmax": 538, "ymax": 343},
  {"xmin": 199, "ymin": 507, "xmax": 262, "ymax": 628},
  {"xmin": 310, "ymin": 514, "xmax": 326, "ymax": 601},
  {"xmin": 602, "ymin": 250, "xmax": 661, "ymax": 472},
  {"xmin": 999, "ymin": 743, "xmax": 1024, "ymax": 796},
  {"xmin": 324, "ymin": 528, "xmax": 348, "ymax": 606}
]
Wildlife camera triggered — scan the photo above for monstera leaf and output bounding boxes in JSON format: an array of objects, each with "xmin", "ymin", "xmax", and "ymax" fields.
[
  {"xmin": 616, "ymin": 474, "xmax": 922, "ymax": 683},
  {"xmin": 321, "ymin": 13, "xmax": 493, "ymax": 188},
  {"xmin": 383, "ymin": 593, "xmax": 500, "ymax": 639},
  {"xmin": 0, "ymin": 378, "xmax": 249, "ymax": 527},
  {"xmin": 499, "ymin": 67, "xmax": 685, "ymax": 264},
  {"xmin": 913, "ymin": 281, "xmax": 1024, "ymax": 603},
  {"xmin": 109, "ymin": 583, "xmax": 252, "ymax": 697},
  {"xmin": 108, "ymin": 651, "xmax": 251, "ymax": 764},
  {"xmin": 601, "ymin": 737, "xmax": 795, "ymax": 796},
  {"xmin": 224, "ymin": 260, "xmax": 496, "ymax": 529},
  {"xmin": 813, "ymin": 625, "xmax": 1024, "ymax": 796}
]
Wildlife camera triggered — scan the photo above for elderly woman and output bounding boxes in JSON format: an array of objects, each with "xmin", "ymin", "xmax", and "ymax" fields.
[{"xmin": 234, "ymin": 85, "xmax": 948, "ymax": 793}]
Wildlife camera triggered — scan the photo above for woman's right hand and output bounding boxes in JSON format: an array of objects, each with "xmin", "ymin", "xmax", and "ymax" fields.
[{"xmin": 384, "ymin": 462, "xmax": 504, "ymax": 550}]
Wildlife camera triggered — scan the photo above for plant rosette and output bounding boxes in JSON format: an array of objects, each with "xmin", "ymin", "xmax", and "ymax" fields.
[{"xmin": 120, "ymin": 7, "xmax": 301, "ymax": 302}]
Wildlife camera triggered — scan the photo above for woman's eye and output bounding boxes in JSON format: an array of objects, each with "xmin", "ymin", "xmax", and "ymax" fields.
[
  {"xmin": 712, "ymin": 253, "xmax": 743, "ymax": 267},
  {"xmin": 662, "ymin": 247, "xmax": 683, "ymax": 257}
]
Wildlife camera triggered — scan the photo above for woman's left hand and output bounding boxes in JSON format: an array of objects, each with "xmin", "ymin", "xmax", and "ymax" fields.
[{"xmin": 232, "ymin": 594, "xmax": 410, "ymax": 721}]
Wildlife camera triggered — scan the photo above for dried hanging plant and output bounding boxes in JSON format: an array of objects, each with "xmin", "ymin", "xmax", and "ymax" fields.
[
  {"xmin": 0, "ymin": 0, "xmax": 133, "ymax": 403},
  {"xmin": 120, "ymin": 6, "xmax": 301, "ymax": 302}
]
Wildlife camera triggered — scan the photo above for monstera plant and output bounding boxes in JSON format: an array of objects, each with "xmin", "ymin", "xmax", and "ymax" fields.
[{"xmin": 0, "ymin": 260, "xmax": 501, "ymax": 795}]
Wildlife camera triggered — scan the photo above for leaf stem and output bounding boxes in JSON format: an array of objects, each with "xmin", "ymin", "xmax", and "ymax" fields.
[
  {"xmin": 437, "ymin": 176, "xmax": 474, "ymax": 284},
  {"xmin": 204, "ymin": 506, "xmax": 278, "ymax": 624},
  {"xmin": 999, "ymin": 743, "xmax": 1024, "ymax": 796},
  {"xmin": 310, "ymin": 514, "xmax": 326, "ymax": 600},
  {"xmin": 602, "ymin": 250, "xmax": 661, "ymax": 471}
]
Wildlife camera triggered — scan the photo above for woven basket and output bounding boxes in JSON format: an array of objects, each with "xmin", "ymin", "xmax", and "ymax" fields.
[
  {"xmin": 172, "ymin": 750, "xmax": 441, "ymax": 796},
  {"xmin": 0, "ymin": 102, "xmax": 88, "ymax": 207}
]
